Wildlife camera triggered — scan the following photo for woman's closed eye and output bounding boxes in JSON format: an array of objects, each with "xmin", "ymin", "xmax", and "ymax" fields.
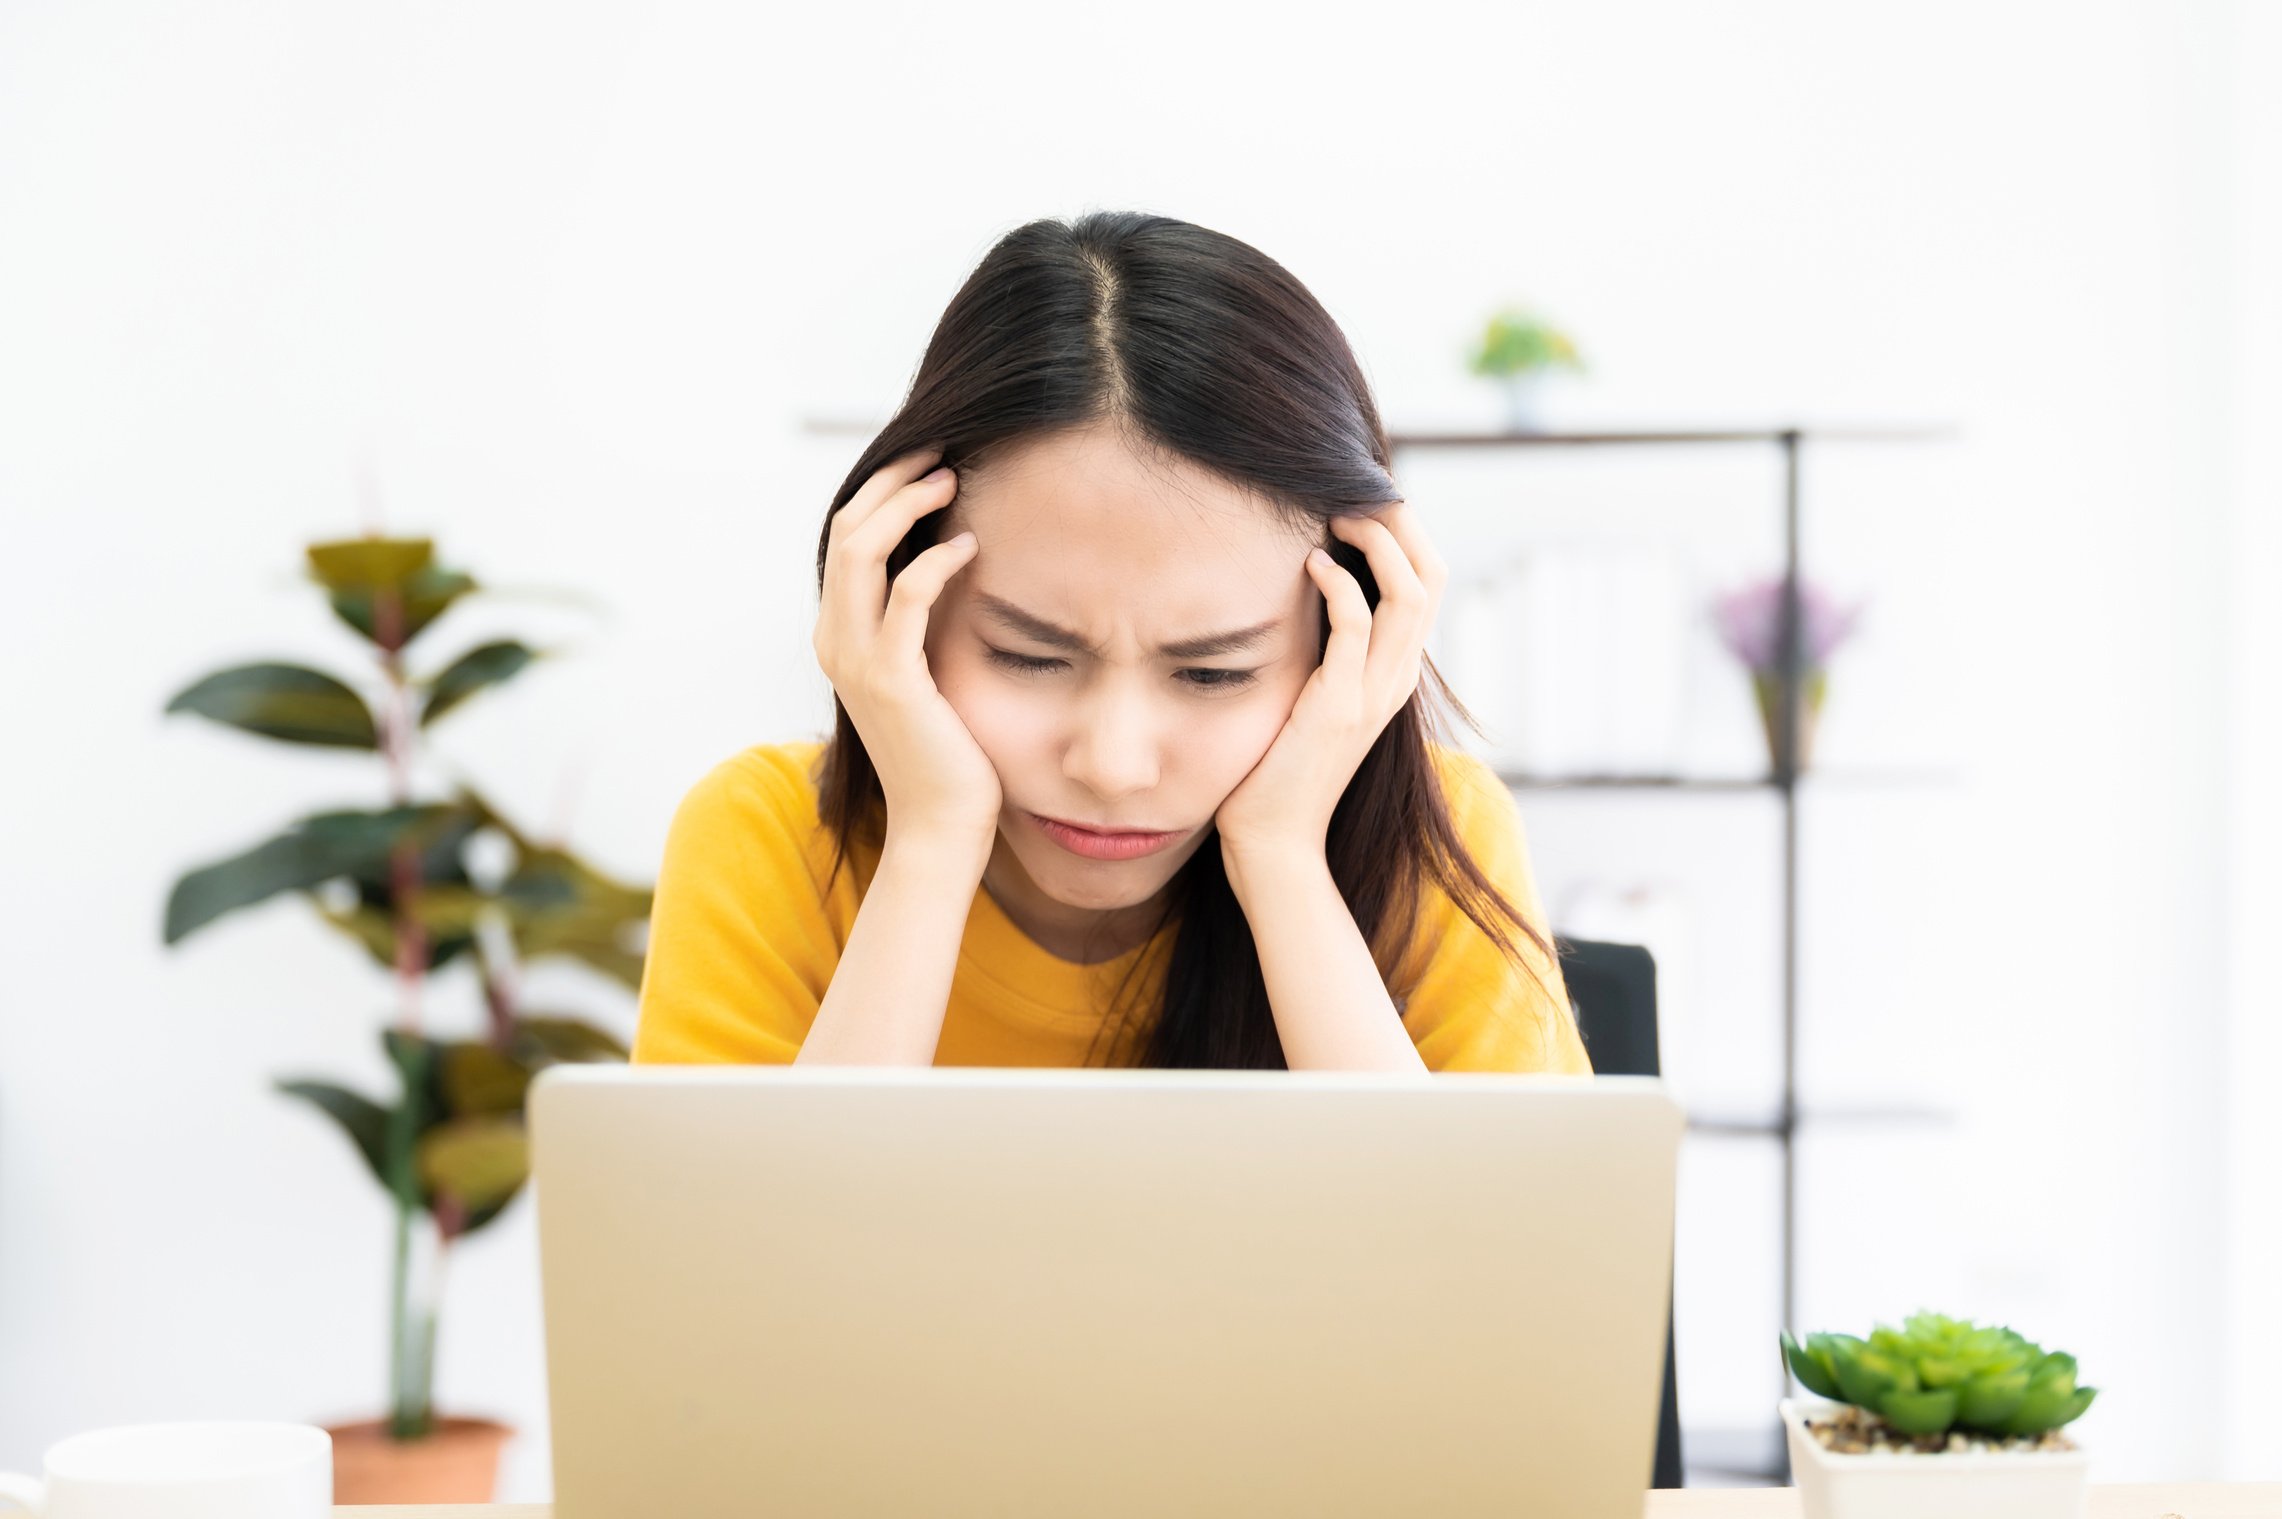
[{"xmin": 983, "ymin": 646, "xmax": 1258, "ymax": 691}]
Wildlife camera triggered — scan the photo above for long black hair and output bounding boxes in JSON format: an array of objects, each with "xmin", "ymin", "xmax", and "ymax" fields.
[{"xmin": 813, "ymin": 210, "xmax": 1558, "ymax": 1068}]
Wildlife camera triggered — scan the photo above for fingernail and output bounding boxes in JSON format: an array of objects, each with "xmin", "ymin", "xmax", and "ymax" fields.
[
  {"xmin": 1309, "ymin": 548, "xmax": 1332, "ymax": 567},
  {"xmin": 924, "ymin": 465, "xmax": 952, "ymax": 483}
]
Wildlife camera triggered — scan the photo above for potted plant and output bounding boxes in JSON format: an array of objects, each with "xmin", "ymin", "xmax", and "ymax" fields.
[
  {"xmin": 1710, "ymin": 573, "xmax": 1867, "ymax": 774},
  {"xmin": 1779, "ymin": 1312, "xmax": 2097, "ymax": 1519},
  {"xmin": 1466, "ymin": 305, "xmax": 1585, "ymax": 431},
  {"xmin": 161, "ymin": 534, "xmax": 650, "ymax": 1503}
]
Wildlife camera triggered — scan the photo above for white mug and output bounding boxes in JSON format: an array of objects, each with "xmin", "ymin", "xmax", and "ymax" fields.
[{"xmin": 0, "ymin": 1421, "xmax": 331, "ymax": 1519}]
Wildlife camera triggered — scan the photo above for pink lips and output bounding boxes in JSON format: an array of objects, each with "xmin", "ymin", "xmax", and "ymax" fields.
[{"xmin": 1029, "ymin": 812, "xmax": 1183, "ymax": 861}]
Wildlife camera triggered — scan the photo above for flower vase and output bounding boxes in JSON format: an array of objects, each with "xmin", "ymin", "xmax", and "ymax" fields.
[{"xmin": 1751, "ymin": 667, "xmax": 1828, "ymax": 774}]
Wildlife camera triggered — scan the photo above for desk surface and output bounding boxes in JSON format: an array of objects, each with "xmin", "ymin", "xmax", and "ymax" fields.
[{"xmin": 337, "ymin": 1487, "xmax": 2282, "ymax": 1517}]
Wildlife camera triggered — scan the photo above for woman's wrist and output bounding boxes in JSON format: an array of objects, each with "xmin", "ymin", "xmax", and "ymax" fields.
[{"xmin": 881, "ymin": 821, "xmax": 995, "ymax": 884}]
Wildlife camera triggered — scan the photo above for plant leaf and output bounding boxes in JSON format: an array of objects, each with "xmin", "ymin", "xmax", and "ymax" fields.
[
  {"xmin": 308, "ymin": 896, "xmax": 478, "ymax": 974},
  {"xmin": 382, "ymin": 1029, "xmax": 449, "ymax": 1138},
  {"xmin": 165, "ymin": 663, "xmax": 378, "ymax": 749},
  {"xmin": 310, "ymin": 538, "xmax": 476, "ymax": 651},
  {"xmin": 417, "ymin": 1116, "xmax": 529, "ymax": 1215},
  {"xmin": 275, "ymin": 1079, "xmax": 392, "ymax": 1190},
  {"xmin": 164, "ymin": 804, "xmax": 476, "ymax": 945},
  {"xmin": 1999, "ymin": 1376, "xmax": 2086, "ymax": 1436},
  {"xmin": 306, "ymin": 537, "xmax": 435, "ymax": 592},
  {"xmin": 1955, "ymin": 1368, "xmax": 2030, "ymax": 1429},
  {"xmin": 1781, "ymin": 1331, "xmax": 1843, "ymax": 1400},
  {"xmin": 329, "ymin": 568, "xmax": 476, "ymax": 651},
  {"xmin": 420, "ymin": 640, "xmax": 540, "ymax": 727},
  {"xmin": 440, "ymin": 1041, "xmax": 533, "ymax": 1117},
  {"xmin": 510, "ymin": 1014, "xmax": 630, "ymax": 1065},
  {"xmin": 1877, "ymin": 1388, "xmax": 1959, "ymax": 1436},
  {"xmin": 1831, "ymin": 1346, "xmax": 1899, "ymax": 1409},
  {"xmin": 499, "ymin": 846, "xmax": 653, "ymax": 990},
  {"xmin": 1916, "ymin": 1355, "xmax": 1970, "ymax": 1389}
]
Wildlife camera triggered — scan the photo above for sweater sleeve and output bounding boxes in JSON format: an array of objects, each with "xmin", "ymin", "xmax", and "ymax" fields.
[
  {"xmin": 630, "ymin": 752, "xmax": 840, "ymax": 1065},
  {"xmin": 1398, "ymin": 749, "xmax": 1593, "ymax": 1076}
]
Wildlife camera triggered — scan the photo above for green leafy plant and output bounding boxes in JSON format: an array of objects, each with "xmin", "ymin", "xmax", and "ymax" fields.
[
  {"xmin": 1780, "ymin": 1312, "xmax": 2099, "ymax": 1439},
  {"xmin": 1466, "ymin": 306, "xmax": 1586, "ymax": 379},
  {"xmin": 162, "ymin": 534, "xmax": 649, "ymax": 1441}
]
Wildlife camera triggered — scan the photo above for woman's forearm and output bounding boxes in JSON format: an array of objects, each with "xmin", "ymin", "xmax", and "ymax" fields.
[
  {"xmin": 1222, "ymin": 844, "xmax": 1431, "ymax": 1075},
  {"xmin": 794, "ymin": 832, "xmax": 988, "ymax": 1065}
]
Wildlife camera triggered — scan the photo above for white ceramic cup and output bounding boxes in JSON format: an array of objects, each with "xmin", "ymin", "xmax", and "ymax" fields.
[{"xmin": 0, "ymin": 1422, "xmax": 331, "ymax": 1519}]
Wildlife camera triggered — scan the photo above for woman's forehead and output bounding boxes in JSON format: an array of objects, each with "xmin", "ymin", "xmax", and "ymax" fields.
[{"xmin": 947, "ymin": 424, "xmax": 1312, "ymax": 565}]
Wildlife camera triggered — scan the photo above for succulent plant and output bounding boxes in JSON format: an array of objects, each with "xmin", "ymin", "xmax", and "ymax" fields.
[{"xmin": 1780, "ymin": 1312, "xmax": 2098, "ymax": 1439}]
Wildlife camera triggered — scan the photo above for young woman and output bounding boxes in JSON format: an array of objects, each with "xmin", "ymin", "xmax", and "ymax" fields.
[{"xmin": 631, "ymin": 211, "xmax": 1592, "ymax": 1076}]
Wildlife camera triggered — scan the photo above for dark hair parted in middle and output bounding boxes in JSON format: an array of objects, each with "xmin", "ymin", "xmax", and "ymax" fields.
[{"xmin": 812, "ymin": 209, "xmax": 1558, "ymax": 1069}]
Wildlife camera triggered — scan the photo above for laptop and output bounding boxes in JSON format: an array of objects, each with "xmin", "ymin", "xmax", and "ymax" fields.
[{"xmin": 529, "ymin": 1065, "xmax": 1683, "ymax": 1518}]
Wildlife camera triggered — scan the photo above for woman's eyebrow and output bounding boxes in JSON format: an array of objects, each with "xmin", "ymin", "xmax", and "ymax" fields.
[{"xmin": 972, "ymin": 592, "xmax": 1282, "ymax": 660}]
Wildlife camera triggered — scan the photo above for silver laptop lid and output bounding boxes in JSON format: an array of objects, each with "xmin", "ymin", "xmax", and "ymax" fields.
[{"xmin": 531, "ymin": 1066, "xmax": 1682, "ymax": 1519}]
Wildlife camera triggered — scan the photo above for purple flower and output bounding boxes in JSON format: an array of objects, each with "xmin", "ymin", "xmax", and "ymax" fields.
[{"xmin": 1712, "ymin": 575, "xmax": 1865, "ymax": 673}]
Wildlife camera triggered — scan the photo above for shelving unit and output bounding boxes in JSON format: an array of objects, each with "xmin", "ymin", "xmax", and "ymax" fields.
[{"xmin": 1389, "ymin": 422, "xmax": 1956, "ymax": 1480}]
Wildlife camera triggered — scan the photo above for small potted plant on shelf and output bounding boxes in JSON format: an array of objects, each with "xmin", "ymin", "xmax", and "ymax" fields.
[
  {"xmin": 1779, "ymin": 1311, "xmax": 2097, "ymax": 1519},
  {"xmin": 1466, "ymin": 305, "xmax": 1585, "ymax": 431}
]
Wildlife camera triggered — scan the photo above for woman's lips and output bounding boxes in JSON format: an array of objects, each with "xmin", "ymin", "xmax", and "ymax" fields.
[{"xmin": 1028, "ymin": 812, "xmax": 1184, "ymax": 860}]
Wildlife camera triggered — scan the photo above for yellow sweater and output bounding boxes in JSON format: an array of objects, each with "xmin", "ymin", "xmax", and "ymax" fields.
[{"xmin": 630, "ymin": 739, "xmax": 1591, "ymax": 1074}]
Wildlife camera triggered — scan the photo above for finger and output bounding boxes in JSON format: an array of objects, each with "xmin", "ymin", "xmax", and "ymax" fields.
[
  {"xmin": 878, "ymin": 532, "xmax": 979, "ymax": 664},
  {"xmin": 842, "ymin": 464, "xmax": 961, "ymax": 568},
  {"xmin": 828, "ymin": 467, "xmax": 962, "ymax": 629},
  {"xmin": 1328, "ymin": 513, "xmax": 1430, "ymax": 692},
  {"xmin": 1364, "ymin": 500, "xmax": 1449, "ymax": 599},
  {"xmin": 833, "ymin": 445, "xmax": 947, "ymax": 542},
  {"xmin": 1307, "ymin": 548, "xmax": 1372, "ymax": 701}
]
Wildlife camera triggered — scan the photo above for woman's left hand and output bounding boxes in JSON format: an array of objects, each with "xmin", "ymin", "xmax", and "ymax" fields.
[{"xmin": 1214, "ymin": 500, "xmax": 1449, "ymax": 867}]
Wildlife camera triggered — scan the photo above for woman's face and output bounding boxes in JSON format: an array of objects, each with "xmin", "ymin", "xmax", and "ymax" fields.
[{"xmin": 923, "ymin": 421, "xmax": 1325, "ymax": 914}]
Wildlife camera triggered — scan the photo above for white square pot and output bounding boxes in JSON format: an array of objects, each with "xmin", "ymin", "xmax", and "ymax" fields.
[{"xmin": 1780, "ymin": 1397, "xmax": 2090, "ymax": 1519}]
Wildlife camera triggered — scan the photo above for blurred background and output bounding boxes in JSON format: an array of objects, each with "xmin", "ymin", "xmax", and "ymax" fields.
[{"xmin": 3, "ymin": 0, "xmax": 2277, "ymax": 1501}]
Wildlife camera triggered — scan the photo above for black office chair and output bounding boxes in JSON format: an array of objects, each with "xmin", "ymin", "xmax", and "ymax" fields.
[{"xmin": 1555, "ymin": 935, "xmax": 1685, "ymax": 1490}]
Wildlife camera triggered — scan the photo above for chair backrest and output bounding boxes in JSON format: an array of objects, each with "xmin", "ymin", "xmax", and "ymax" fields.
[{"xmin": 1556, "ymin": 935, "xmax": 1685, "ymax": 1490}]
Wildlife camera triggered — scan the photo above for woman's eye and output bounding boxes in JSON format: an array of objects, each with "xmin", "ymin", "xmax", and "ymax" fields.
[
  {"xmin": 985, "ymin": 649, "xmax": 1065, "ymax": 676},
  {"xmin": 1178, "ymin": 668, "xmax": 1256, "ymax": 690},
  {"xmin": 983, "ymin": 647, "xmax": 1255, "ymax": 691}
]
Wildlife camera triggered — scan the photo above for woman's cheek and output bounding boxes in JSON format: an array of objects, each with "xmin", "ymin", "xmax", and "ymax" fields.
[
  {"xmin": 939, "ymin": 662, "xmax": 1053, "ymax": 758},
  {"xmin": 1228, "ymin": 691, "xmax": 1299, "ymax": 771}
]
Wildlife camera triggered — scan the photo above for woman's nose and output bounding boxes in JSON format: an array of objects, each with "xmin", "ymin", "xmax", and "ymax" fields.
[{"xmin": 1062, "ymin": 685, "xmax": 1161, "ymax": 800}]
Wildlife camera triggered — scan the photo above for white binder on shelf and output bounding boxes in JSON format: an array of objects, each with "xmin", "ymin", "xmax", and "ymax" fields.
[{"xmin": 1438, "ymin": 543, "xmax": 1692, "ymax": 779}]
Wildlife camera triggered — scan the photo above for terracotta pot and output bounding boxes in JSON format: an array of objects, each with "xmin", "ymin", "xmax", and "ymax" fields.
[{"xmin": 323, "ymin": 1415, "xmax": 513, "ymax": 1504}]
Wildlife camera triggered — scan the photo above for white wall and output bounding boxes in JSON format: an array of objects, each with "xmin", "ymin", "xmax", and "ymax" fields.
[
  {"xmin": 2220, "ymin": 0, "xmax": 2282, "ymax": 1479},
  {"xmin": 1, "ymin": 0, "xmax": 2271, "ymax": 1498}
]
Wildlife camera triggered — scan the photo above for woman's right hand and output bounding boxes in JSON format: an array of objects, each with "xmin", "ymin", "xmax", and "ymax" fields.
[{"xmin": 813, "ymin": 447, "xmax": 1002, "ymax": 857}]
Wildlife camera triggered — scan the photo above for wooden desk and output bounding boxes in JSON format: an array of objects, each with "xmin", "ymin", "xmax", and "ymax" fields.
[{"xmin": 337, "ymin": 1487, "xmax": 2282, "ymax": 1517}]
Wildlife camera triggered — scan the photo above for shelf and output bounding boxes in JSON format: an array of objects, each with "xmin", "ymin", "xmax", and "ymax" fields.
[
  {"xmin": 1492, "ymin": 766, "xmax": 1959, "ymax": 793},
  {"xmin": 1387, "ymin": 423, "xmax": 1956, "ymax": 449},
  {"xmin": 1686, "ymin": 1104, "xmax": 1959, "ymax": 1139},
  {"xmin": 797, "ymin": 416, "xmax": 1959, "ymax": 447}
]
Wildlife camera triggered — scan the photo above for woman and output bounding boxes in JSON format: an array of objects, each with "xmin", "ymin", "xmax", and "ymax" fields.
[{"xmin": 632, "ymin": 210, "xmax": 1591, "ymax": 1075}]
